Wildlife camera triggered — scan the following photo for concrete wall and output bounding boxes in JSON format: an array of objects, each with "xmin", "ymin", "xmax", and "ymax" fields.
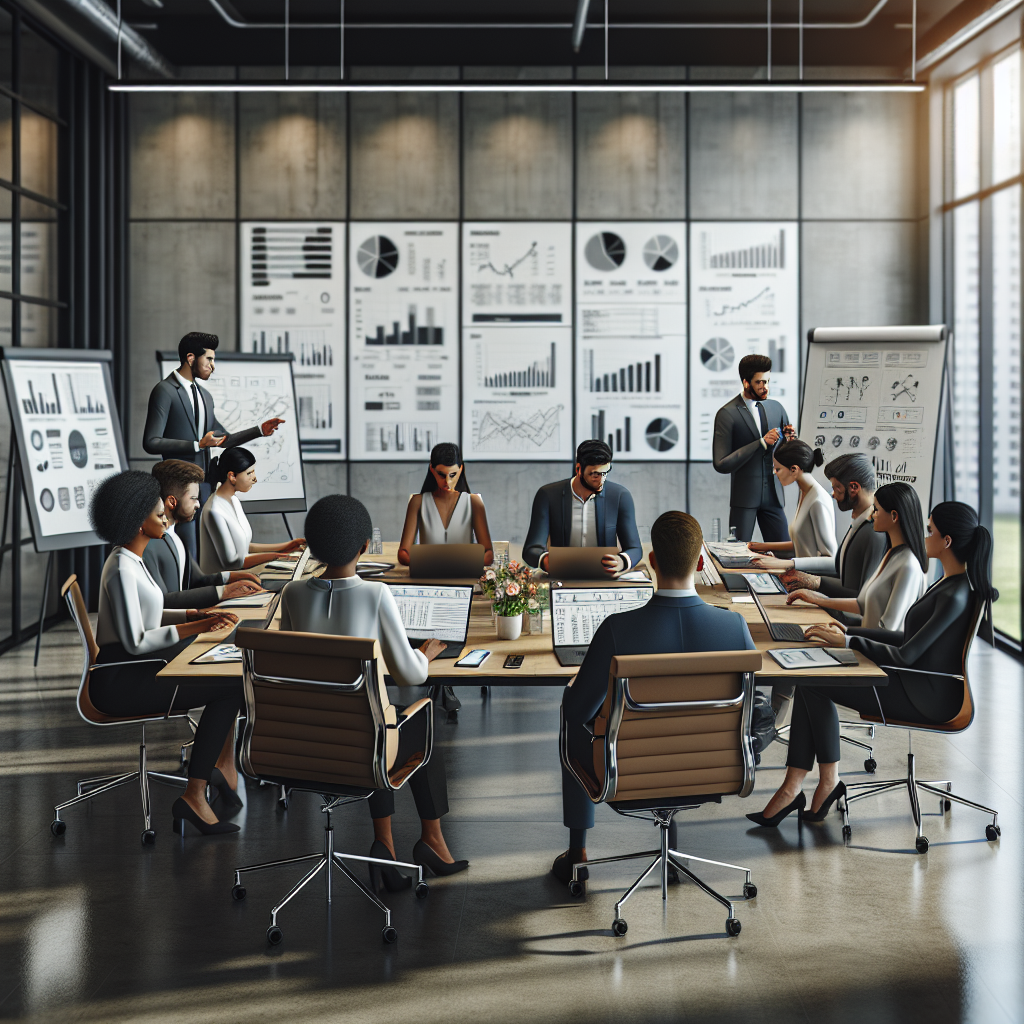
[{"xmin": 127, "ymin": 72, "xmax": 925, "ymax": 544}]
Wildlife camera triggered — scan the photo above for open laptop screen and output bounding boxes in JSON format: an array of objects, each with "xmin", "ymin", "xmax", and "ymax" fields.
[
  {"xmin": 551, "ymin": 586, "xmax": 654, "ymax": 649},
  {"xmin": 387, "ymin": 584, "xmax": 473, "ymax": 642}
]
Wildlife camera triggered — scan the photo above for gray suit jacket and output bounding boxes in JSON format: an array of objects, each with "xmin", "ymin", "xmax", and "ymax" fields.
[
  {"xmin": 712, "ymin": 394, "xmax": 789, "ymax": 508},
  {"xmin": 142, "ymin": 533, "xmax": 224, "ymax": 610},
  {"xmin": 143, "ymin": 373, "xmax": 262, "ymax": 475},
  {"xmin": 816, "ymin": 516, "xmax": 889, "ymax": 598}
]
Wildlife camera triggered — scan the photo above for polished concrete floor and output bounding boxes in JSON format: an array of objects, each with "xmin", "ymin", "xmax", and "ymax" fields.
[{"xmin": 1, "ymin": 620, "xmax": 1022, "ymax": 1024}]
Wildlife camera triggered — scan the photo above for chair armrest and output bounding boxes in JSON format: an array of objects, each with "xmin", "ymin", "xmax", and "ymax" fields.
[
  {"xmin": 393, "ymin": 698, "xmax": 432, "ymax": 725},
  {"xmin": 877, "ymin": 665, "xmax": 965, "ymax": 682},
  {"xmin": 386, "ymin": 698, "xmax": 433, "ymax": 790}
]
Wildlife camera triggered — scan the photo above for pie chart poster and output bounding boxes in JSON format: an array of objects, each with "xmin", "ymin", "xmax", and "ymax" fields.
[
  {"xmin": 688, "ymin": 222, "xmax": 800, "ymax": 460},
  {"xmin": 575, "ymin": 222, "xmax": 688, "ymax": 462}
]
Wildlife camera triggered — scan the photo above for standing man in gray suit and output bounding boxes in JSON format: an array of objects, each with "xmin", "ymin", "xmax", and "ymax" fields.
[
  {"xmin": 712, "ymin": 353, "xmax": 796, "ymax": 543},
  {"xmin": 143, "ymin": 332, "xmax": 285, "ymax": 560}
]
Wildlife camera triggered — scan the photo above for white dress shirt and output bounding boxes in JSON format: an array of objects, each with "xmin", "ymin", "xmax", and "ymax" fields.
[
  {"xmin": 199, "ymin": 492, "xmax": 253, "ymax": 574},
  {"xmin": 96, "ymin": 547, "xmax": 188, "ymax": 655},
  {"xmin": 569, "ymin": 486, "xmax": 599, "ymax": 548},
  {"xmin": 655, "ymin": 588, "xmax": 698, "ymax": 598},
  {"xmin": 165, "ymin": 522, "xmax": 227, "ymax": 595},
  {"xmin": 173, "ymin": 369, "xmax": 206, "ymax": 452},
  {"xmin": 279, "ymin": 575, "xmax": 429, "ymax": 687}
]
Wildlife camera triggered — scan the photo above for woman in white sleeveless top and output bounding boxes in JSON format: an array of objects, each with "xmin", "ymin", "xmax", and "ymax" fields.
[{"xmin": 398, "ymin": 442, "xmax": 493, "ymax": 566}]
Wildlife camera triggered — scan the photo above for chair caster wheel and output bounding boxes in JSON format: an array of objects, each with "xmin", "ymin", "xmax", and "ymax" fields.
[
  {"xmin": 915, "ymin": 836, "xmax": 929, "ymax": 853},
  {"xmin": 864, "ymin": 758, "xmax": 877, "ymax": 773},
  {"xmin": 943, "ymin": 799, "xmax": 952, "ymax": 812},
  {"xmin": 842, "ymin": 824, "xmax": 852, "ymax": 839},
  {"xmin": 50, "ymin": 819, "xmax": 66, "ymax": 837},
  {"xmin": 231, "ymin": 884, "xmax": 247, "ymax": 901},
  {"xmin": 267, "ymin": 926, "xmax": 283, "ymax": 945},
  {"xmin": 986, "ymin": 824, "xmax": 1001, "ymax": 842},
  {"xmin": 568, "ymin": 879, "xmax": 585, "ymax": 897},
  {"xmin": 611, "ymin": 918, "xmax": 628, "ymax": 937},
  {"xmin": 726, "ymin": 918, "xmax": 742, "ymax": 937},
  {"xmin": 415, "ymin": 882, "xmax": 429, "ymax": 899},
  {"xmin": 382, "ymin": 926, "xmax": 398, "ymax": 944},
  {"xmin": 743, "ymin": 882, "xmax": 757, "ymax": 899},
  {"xmin": 141, "ymin": 829, "xmax": 156, "ymax": 846}
]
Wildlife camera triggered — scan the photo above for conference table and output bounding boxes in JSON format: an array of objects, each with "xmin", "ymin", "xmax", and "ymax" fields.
[{"xmin": 157, "ymin": 541, "xmax": 886, "ymax": 689}]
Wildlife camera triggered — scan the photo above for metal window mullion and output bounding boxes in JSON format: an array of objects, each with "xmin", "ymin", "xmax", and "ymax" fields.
[{"xmin": 977, "ymin": 63, "xmax": 994, "ymax": 536}]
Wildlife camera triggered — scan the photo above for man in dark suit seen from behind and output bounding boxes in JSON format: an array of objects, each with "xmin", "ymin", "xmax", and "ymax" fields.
[
  {"xmin": 523, "ymin": 439, "xmax": 642, "ymax": 576},
  {"xmin": 142, "ymin": 459, "xmax": 263, "ymax": 611},
  {"xmin": 142, "ymin": 332, "xmax": 286, "ymax": 560},
  {"xmin": 712, "ymin": 353, "xmax": 796, "ymax": 543},
  {"xmin": 552, "ymin": 510, "xmax": 756, "ymax": 883}
]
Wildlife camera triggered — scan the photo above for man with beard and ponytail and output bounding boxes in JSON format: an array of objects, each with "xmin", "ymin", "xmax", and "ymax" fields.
[{"xmin": 523, "ymin": 439, "xmax": 642, "ymax": 577}]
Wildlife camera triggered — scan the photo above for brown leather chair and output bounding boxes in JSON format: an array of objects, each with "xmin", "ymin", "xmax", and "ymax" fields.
[
  {"xmin": 840, "ymin": 597, "xmax": 1001, "ymax": 853},
  {"xmin": 560, "ymin": 649, "xmax": 761, "ymax": 938},
  {"xmin": 52, "ymin": 576, "xmax": 190, "ymax": 845},
  {"xmin": 231, "ymin": 627, "xmax": 434, "ymax": 946}
]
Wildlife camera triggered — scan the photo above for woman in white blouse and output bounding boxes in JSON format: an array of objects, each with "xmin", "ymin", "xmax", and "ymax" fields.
[
  {"xmin": 398, "ymin": 442, "xmax": 493, "ymax": 567},
  {"xmin": 90, "ymin": 471, "xmax": 244, "ymax": 836},
  {"xmin": 749, "ymin": 440, "xmax": 838, "ymax": 561},
  {"xmin": 281, "ymin": 494, "xmax": 468, "ymax": 890},
  {"xmin": 199, "ymin": 447, "xmax": 304, "ymax": 575},
  {"xmin": 787, "ymin": 481, "xmax": 927, "ymax": 632}
]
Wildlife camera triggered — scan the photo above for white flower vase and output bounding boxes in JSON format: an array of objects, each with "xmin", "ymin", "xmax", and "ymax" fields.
[{"xmin": 496, "ymin": 612, "xmax": 523, "ymax": 641}]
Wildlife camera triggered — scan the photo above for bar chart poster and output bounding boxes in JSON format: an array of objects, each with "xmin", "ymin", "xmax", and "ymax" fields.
[
  {"xmin": 575, "ymin": 223, "xmax": 688, "ymax": 462},
  {"xmin": 689, "ymin": 222, "xmax": 800, "ymax": 460},
  {"xmin": 349, "ymin": 223, "xmax": 459, "ymax": 461},
  {"xmin": 462, "ymin": 326, "xmax": 573, "ymax": 462},
  {"xmin": 240, "ymin": 222, "xmax": 346, "ymax": 460}
]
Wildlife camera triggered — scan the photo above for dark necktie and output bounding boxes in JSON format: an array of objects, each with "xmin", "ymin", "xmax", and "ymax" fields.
[
  {"xmin": 756, "ymin": 401, "xmax": 770, "ymax": 438},
  {"xmin": 190, "ymin": 382, "xmax": 201, "ymax": 435}
]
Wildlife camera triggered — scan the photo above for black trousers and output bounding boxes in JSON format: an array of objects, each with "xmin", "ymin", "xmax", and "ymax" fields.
[
  {"xmin": 92, "ymin": 639, "xmax": 243, "ymax": 782},
  {"xmin": 730, "ymin": 504, "xmax": 789, "ymax": 543},
  {"xmin": 786, "ymin": 680, "xmax": 958, "ymax": 770},
  {"xmin": 366, "ymin": 703, "xmax": 449, "ymax": 820}
]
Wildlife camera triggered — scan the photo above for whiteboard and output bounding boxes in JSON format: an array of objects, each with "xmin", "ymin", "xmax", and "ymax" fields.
[
  {"xmin": 574, "ymin": 222, "xmax": 687, "ymax": 462},
  {"xmin": 157, "ymin": 353, "xmax": 306, "ymax": 514},
  {"xmin": 1, "ymin": 348, "xmax": 129, "ymax": 551},
  {"xmin": 799, "ymin": 326, "xmax": 948, "ymax": 513}
]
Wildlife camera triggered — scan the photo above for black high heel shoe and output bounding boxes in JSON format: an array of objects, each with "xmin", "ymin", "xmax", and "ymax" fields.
[
  {"xmin": 746, "ymin": 791, "xmax": 806, "ymax": 828},
  {"xmin": 368, "ymin": 840, "xmax": 412, "ymax": 893},
  {"xmin": 799, "ymin": 782, "xmax": 846, "ymax": 823},
  {"xmin": 171, "ymin": 797, "xmax": 240, "ymax": 836},
  {"xmin": 209, "ymin": 768, "xmax": 243, "ymax": 814},
  {"xmin": 413, "ymin": 839, "xmax": 469, "ymax": 877}
]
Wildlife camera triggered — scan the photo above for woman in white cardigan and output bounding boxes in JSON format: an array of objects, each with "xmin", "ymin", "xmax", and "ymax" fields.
[
  {"xmin": 786, "ymin": 481, "xmax": 927, "ymax": 632},
  {"xmin": 199, "ymin": 447, "xmax": 304, "ymax": 575},
  {"xmin": 749, "ymin": 440, "xmax": 838, "ymax": 561}
]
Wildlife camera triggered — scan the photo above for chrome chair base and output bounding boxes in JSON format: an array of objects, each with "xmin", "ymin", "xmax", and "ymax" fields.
[
  {"xmin": 50, "ymin": 722, "xmax": 187, "ymax": 845},
  {"xmin": 231, "ymin": 796, "xmax": 429, "ymax": 946},
  {"xmin": 567, "ymin": 809, "xmax": 756, "ymax": 938}
]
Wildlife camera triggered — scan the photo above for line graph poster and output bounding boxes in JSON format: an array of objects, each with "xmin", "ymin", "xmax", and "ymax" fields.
[
  {"xmin": 689, "ymin": 222, "xmax": 799, "ymax": 459},
  {"xmin": 349, "ymin": 224, "xmax": 459, "ymax": 461},
  {"xmin": 241, "ymin": 222, "xmax": 346, "ymax": 460},
  {"xmin": 575, "ymin": 222, "xmax": 688, "ymax": 462}
]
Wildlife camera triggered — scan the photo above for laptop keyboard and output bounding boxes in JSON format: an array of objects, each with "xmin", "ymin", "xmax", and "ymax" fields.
[
  {"xmin": 556, "ymin": 648, "xmax": 588, "ymax": 666},
  {"xmin": 773, "ymin": 622, "xmax": 807, "ymax": 642}
]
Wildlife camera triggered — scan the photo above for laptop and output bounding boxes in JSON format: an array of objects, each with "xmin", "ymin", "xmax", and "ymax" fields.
[
  {"xmin": 409, "ymin": 544, "xmax": 485, "ymax": 579},
  {"xmin": 748, "ymin": 588, "xmax": 807, "ymax": 643},
  {"xmin": 551, "ymin": 584, "xmax": 655, "ymax": 666},
  {"xmin": 260, "ymin": 547, "xmax": 313, "ymax": 592},
  {"xmin": 547, "ymin": 546, "xmax": 620, "ymax": 581},
  {"xmin": 387, "ymin": 583, "xmax": 474, "ymax": 659}
]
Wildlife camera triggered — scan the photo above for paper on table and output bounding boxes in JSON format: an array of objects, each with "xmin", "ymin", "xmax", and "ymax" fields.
[
  {"xmin": 768, "ymin": 647, "xmax": 837, "ymax": 670},
  {"xmin": 732, "ymin": 595, "xmax": 754, "ymax": 603},
  {"xmin": 218, "ymin": 593, "xmax": 274, "ymax": 608},
  {"xmin": 191, "ymin": 643, "xmax": 242, "ymax": 664},
  {"xmin": 618, "ymin": 571, "xmax": 649, "ymax": 582},
  {"xmin": 264, "ymin": 559, "xmax": 300, "ymax": 571},
  {"xmin": 706, "ymin": 542, "xmax": 753, "ymax": 558}
]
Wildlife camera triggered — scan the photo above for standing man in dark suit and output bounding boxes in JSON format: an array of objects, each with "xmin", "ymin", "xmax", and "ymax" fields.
[
  {"xmin": 712, "ymin": 353, "xmax": 796, "ymax": 543},
  {"xmin": 142, "ymin": 459, "xmax": 263, "ymax": 610},
  {"xmin": 523, "ymin": 440, "xmax": 642, "ymax": 576},
  {"xmin": 143, "ymin": 332, "xmax": 286, "ymax": 560},
  {"xmin": 552, "ymin": 511, "xmax": 756, "ymax": 882}
]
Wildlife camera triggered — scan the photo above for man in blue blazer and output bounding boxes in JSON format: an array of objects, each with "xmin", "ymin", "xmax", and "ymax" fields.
[
  {"xmin": 523, "ymin": 440, "xmax": 642, "ymax": 575},
  {"xmin": 552, "ymin": 510, "xmax": 756, "ymax": 883}
]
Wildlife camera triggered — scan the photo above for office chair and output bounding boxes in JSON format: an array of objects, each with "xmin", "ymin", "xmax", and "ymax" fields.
[
  {"xmin": 231, "ymin": 628, "xmax": 433, "ymax": 946},
  {"xmin": 839, "ymin": 597, "xmax": 1001, "ymax": 853},
  {"xmin": 51, "ymin": 576, "xmax": 189, "ymax": 845},
  {"xmin": 561, "ymin": 649, "xmax": 761, "ymax": 938}
]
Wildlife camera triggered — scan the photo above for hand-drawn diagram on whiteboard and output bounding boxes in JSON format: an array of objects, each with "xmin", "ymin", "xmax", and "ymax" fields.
[
  {"xmin": 241, "ymin": 223, "xmax": 345, "ymax": 460},
  {"xmin": 689, "ymin": 222, "xmax": 799, "ymax": 459},
  {"xmin": 349, "ymin": 224, "xmax": 459, "ymax": 460},
  {"xmin": 575, "ymin": 222, "xmax": 687, "ymax": 462}
]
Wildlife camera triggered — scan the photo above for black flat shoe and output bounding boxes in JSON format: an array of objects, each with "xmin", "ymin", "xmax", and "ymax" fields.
[
  {"xmin": 171, "ymin": 797, "xmax": 240, "ymax": 836},
  {"xmin": 368, "ymin": 840, "xmax": 412, "ymax": 893},
  {"xmin": 746, "ymin": 791, "xmax": 806, "ymax": 828},
  {"xmin": 799, "ymin": 782, "xmax": 846, "ymax": 823},
  {"xmin": 413, "ymin": 839, "xmax": 469, "ymax": 877},
  {"xmin": 551, "ymin": 849, "xmax": 589, "ymax": 884},
  {"xmin": 209, "ymin": 768, "xmax": 243, "ymax": 814}
]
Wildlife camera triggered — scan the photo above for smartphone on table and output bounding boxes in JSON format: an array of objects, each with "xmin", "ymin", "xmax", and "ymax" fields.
[{"xmin": 455, "ymin": 649, "xmax": 491, "ymax": 668}]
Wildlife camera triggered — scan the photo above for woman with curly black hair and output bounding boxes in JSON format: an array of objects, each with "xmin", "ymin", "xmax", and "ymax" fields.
[{"xmin": 91, "ymin": 470, "xmax": 246, "ymax": 836}]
